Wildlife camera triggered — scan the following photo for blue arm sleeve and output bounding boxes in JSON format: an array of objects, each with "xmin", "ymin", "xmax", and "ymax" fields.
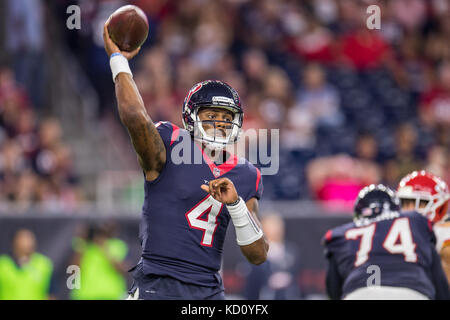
[{"xmin": 326, "ymin": 252, "xmax": 343, "ymax": 300}]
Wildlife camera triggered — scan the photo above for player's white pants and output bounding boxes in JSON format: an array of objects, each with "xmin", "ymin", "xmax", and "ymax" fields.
[{"xmin": 344, "ymin": 286, "xmax": 429, "ymax": 300}]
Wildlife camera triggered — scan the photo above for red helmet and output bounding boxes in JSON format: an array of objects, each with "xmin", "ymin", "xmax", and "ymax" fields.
[{"xmin": 397, "ymin": 171, "xmax": 450, "ymax": 224}]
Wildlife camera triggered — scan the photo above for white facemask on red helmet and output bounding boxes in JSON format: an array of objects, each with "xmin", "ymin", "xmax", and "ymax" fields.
[{"xmin": 397, "ymin": 170, "xmax": 450, "ymax": 224}]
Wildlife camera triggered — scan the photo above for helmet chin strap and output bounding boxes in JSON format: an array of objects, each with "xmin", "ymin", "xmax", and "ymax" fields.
[
  {"xmin": 201, "ymin": 139, "xmax": 226, "ymax": 153},
  {"xmin": 193, "ymin": 120, "xmax": 232, "ymax": 151}
]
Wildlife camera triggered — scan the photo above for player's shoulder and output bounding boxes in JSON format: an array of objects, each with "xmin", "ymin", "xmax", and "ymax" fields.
[
  {"xmin": 155, "ymin": 121, "xmax": 181, "ymax": 133},
  {"xmin": 400, "ymin": 210, "xmax": 430, "ymax": 225},
  {"xmin": 322, "ymin": 221, "xmax": 356, "ymax": 246},
  {"xmin": 399, "ymin": 210, "xmax": 424, "ymax": 219},
  {"xmin": 155, "ymin": 121, "xmax": 189, "ymax": 146},
  {"xmin": 400, "ymin": 210, "xmax": 434, "ymax": 233},
  {"xmin": 226, "ymin": 155, "xmax": 263, "ymax": 200},
  {"xmin": 235, "ymin": 156, "xmax": 260, "ymax": 175},
  {"xmin": 234, "ymin": 157, "xmax": 263, "ymax": 188}
]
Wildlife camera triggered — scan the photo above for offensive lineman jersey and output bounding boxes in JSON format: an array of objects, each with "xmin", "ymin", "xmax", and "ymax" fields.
[
  {"xmin": 138, "ymin": 121, "xmax": 263, "ymax": 287},
  {"xmin": 322, "ymin": 210, "xmax": 449, "ymax": 299}
]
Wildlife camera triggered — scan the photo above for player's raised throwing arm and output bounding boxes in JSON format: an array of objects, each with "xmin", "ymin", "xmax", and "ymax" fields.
[{"xmin": 103, "ymin": 22, "xmax": 166, "ymax": 181}]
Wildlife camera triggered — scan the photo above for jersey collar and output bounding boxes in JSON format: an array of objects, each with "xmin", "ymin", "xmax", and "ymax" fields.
[{"xmin": 195, "ymin": 142, "xmax": 238, "ymax": 178}]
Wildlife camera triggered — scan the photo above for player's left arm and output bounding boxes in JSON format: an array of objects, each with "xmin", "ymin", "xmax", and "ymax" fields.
[
  {"xmin": 239, "ymin": 197, "xmax": 269, "ymax": 265},
  {"xmin": 325, "ymin": 253, "xmax": 343, "ymax": 300},
  {"xmin": 201, "ymin": 178, "xmax": 268, "ymax": 265}
]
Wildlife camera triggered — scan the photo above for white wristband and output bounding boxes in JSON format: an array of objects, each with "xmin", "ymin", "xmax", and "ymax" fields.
[
  {"xmin": 110, "ymin": 53, "xmax": 133, "ymax": 82},
  {"xmin": 227, "ymin": 197, "xmax": 263, "ymax": 246}
]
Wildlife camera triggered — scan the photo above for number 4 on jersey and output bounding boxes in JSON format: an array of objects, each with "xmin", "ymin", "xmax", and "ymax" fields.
[
  {"xmin": 185, "ymin": 195, "xmax": 223, "ymax": 247},
  {"xmin": 383, "ymin": 218, "xmax": 417, "ymax": 263},
  {"xmin": 345, "ymin": 217, "xmax": 418, "ymax": 267}
]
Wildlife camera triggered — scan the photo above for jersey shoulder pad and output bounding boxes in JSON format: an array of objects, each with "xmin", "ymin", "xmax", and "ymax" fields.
[
  {"xmin": 322, "ymin": 222, "xmax": 355, "ymax": 246},
  {"xmin": 238, "ymin": 159, "xmax": 263, "ymax": 200},
  {"xmin": 155, "ymin": 121, "xmax": 182, "ymax": 148},
  {"xmin": 400, "ymin": 210, "xmax": 424, "ymax": 219},
  {"xmin": 401, "ymin": 210, "xmax": 433, "ymax": 231}
]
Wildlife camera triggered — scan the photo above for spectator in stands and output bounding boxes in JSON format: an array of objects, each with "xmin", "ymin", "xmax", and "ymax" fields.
[
  {"xmin": 14, "ymin": 169, "xmax": 39, "ymax": 212},
  {"xmin": 353, "ymin": 131, "xmax": 382, "ymax": 185},
  {"xmin": 135, "ymin": 47, "xmax": 178, "ymax": 125},
  {"xmin": 286, "ymin": 15, "xmax": 336, "ymax": 64},
  {"xmin": 389, "ymin": 0, "xmax": 427, "ymax": 32},
  {"xmin": 244, "ymin": 213, "xmax": 302, "ymax": 300},
  {"xmin": 354, "ymin": 131, "xmax": 379, "ymax": 162},
  {"xmin": 0, "ymin": 139, "xmax": 27, "ymax": 204},
  {"xmin": 190, "ymin": 1, "xmax": 231, "ymax": 73},
  {"xmin": 32, "ymin": 118, "xmax": 83, "ymax": 212},
  {"xmin": 393, "ymin": 33, "xmax": 433, "ymax": 94},
  {"xmin": 5, "ymin": 0, "xmax": 46, "ymax": 109},
  {"xmin": 425, "ymin": 145, "xmax": 450, "ymax": 187},
  {"xmin": 0, "ymin": 229, "xmax": 54, "ymax": 299},
  {"xmin": 241, "ymin": 49, "xmax": 269, "ymax": 95},
  {"xmin": 419, "ymin": 60, "xmax": 450, "ymax": 134},
  {"xmin": 0, "ymin": 67, "xmax": 83, "ymax": 212},
  {"xmin": 394, "ymin": 123, "xmax": 423, "ymax": 175},
  {"xmin": 283, "ymin": 63, "xmax": 342, "ymax": 150},
  {"xmin": 237, "ymin": 0, "xmax": 284, "ymax": 51},
  {"xmin": 382, "ymin": 123, "xmax": 423, "ymax": 189},
  {"xmin": 306, "ymin": 154, "xmax": 380, "ymax": 212},
  {"xmin": 424, "ymin": 14, "xmax": 450, "ymax": 64},
  {"xmin": 260, "ymin": 66, "xmax": 292, "ymax": 130},
  {"xmin": 337, "ymin": 2, "xmax": 394, "ymax": 70}
]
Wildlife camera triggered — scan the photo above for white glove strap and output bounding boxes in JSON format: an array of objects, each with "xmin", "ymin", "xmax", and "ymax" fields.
[
  {"xmin": 227, "ymin": 197, "xmax": 263, "ymax": 246},
  {"xmin": 110, "ymin": 53, "xmax": 132, "ymax": 82}
]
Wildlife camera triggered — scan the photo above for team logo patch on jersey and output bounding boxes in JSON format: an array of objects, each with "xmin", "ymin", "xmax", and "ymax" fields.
[{"xmin": 213, "ymin": 167, "xmax": 221, "ymax": 177}]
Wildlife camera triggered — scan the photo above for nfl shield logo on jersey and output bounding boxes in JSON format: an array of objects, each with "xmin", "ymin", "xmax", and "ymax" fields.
[{"xmin": 213, "ymin": 167, "xmax": 221, "ymax": 177}]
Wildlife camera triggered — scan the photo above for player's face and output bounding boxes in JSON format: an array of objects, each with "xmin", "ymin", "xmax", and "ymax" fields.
[
  {"xmin": 197, "ymin": 107, "xmax": 234, "ymax": 139},
  {"xmin": 401, "ymin": 199, "xmax": 428, "ymax": 212}
]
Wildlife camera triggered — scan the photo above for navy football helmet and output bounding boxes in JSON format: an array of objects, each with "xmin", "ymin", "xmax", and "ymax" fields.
[
  {"xmin": 354, "ymin": 184, "xmax": 400, "ymax": 220},
  {"xmin": 182, "ymin": 80, "xmax": 243, "ymax": 151}
]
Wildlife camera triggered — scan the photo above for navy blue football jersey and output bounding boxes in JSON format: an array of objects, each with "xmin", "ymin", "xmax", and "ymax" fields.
[
  {"xmin": 323, "ymin": 210, "xmax": 446, "ymax": 299},
  {"xmin": 139, "ymin": 121, "xmax": 263, "ymax": 287}
]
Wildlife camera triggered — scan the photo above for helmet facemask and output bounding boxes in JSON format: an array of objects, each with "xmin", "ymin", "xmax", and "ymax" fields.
[
  {"xmin": 397, "ymin": 171, "xmax": 450, "ymax": 224},
  {"xmin": 189, "ymin": 106, "xmax": 242, "ymax": 152},
  {"xmin": 398, "ymin": 190, "xmax": 450, "ymax": 223}
]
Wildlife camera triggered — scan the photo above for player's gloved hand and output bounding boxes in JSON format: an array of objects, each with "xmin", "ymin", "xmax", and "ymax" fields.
[
  {"xmin": 201, "ymin": 178, "xmax": 239, "ymax": 205},
  {"xmin": 103, "ymin": 20, "xmax": 141, "ymax": 60}
]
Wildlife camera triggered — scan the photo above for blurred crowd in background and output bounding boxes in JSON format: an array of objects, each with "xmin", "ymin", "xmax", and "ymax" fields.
[
  {"xmin": 1, "ymin": 0, "xmax": 450, "ymax": 212},
  {"xmin": 0, "ymin": 0, "xmax": 84, "ymax": 213},
  {"xmin": 0, "ymin": 68, "xmax": 83, "ymax": 213}
]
